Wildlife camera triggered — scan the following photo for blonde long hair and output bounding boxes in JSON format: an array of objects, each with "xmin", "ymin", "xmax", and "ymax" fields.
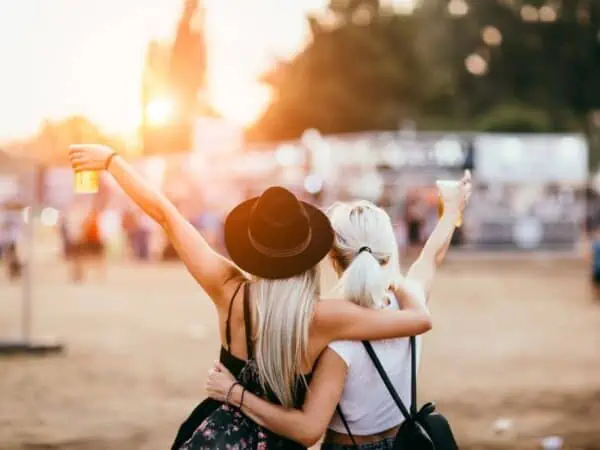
[
  {"xmin": 251, "ymin": 268, "xmax": 318, "ymax": 408},
  {"xmin": 328, "ymin": 201, "xmax": 401, "ymax": 309}
]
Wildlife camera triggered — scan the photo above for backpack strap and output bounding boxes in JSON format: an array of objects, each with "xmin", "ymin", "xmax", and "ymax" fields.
[
  {"xmin": 362, "ymin": 341, "xmax": 413, "ymax": 422},
  {"xmin": 335, "ymin": 340, "xmax": 417, "ymax": 450},
  {"xmin": 336, "ymin": 406, "xmax": 359, "ymax": 449},
  {"xmin": 410, "ymin": 336, "xmax": 417, "ymax": 416}
]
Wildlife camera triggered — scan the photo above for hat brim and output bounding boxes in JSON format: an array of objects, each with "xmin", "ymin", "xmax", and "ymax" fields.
[{"xmin": 224, "ymin": 197, "xmax": 334, "ymax": 279}]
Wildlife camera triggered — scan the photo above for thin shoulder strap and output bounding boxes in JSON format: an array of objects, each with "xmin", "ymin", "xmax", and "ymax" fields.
[
  {"xmin": 225, "ymin": 281, "xmax": 245, "ymax": 350},
  {"xmin": 362, "ymin": 341, "xmax": 412, "ymax": 421},
  {"xmin": 243, "ymin": 283, "xmax": 254, "ymax": 359}
]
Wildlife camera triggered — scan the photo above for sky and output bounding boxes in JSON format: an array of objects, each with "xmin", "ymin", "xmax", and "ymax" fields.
[{"xmin": 0, "ymin": 0, "xmax": 327, "ymax": 142}]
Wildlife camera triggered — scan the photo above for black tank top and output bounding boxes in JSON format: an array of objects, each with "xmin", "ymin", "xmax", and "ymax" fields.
[{"xmin": 171, "ymin": 281, "xmax": 312, "ymax": 449}]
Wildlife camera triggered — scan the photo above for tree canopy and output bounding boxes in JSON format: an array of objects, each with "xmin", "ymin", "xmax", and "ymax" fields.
[{"xmin": 248, "ymin": 0, "xmax": 600, "ymax": 142}]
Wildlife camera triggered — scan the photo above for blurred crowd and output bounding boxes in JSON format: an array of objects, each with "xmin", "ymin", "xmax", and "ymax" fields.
[{"xmin": 0, "ymin": 184, "xmax": 451, "ymax": 284}]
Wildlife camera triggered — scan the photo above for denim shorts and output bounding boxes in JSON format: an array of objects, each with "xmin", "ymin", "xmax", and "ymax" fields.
[{"xmin": 321, "ymin": 437, "xmax": 395, "ymax": 450}]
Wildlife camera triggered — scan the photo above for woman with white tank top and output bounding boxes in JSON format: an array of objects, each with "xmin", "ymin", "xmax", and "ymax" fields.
[{"xmin": 206, "ymin": 173, "xmax": 471, "ymax": 449}]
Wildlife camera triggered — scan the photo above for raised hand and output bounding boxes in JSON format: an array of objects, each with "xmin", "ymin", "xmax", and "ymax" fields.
[
  {"xmin": 69, "ymin": 144, "xmax": 115, "ymax": 172},
  {"xmin": 439, "ymin": 169, "xmax": 472, "ymax": 214}
]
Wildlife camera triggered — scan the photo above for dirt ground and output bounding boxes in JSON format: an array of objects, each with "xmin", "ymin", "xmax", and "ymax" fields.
[{"xmin": 1, "ymin": 257, "xmax": 599, "ymax": 450}]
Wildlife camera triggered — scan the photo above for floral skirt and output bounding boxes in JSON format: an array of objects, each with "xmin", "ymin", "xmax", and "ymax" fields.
[{"xmin": 179, "ymin": 403, "xmax": 269, "ymax": 450}]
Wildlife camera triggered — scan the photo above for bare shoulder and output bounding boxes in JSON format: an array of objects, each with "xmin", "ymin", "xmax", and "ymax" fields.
[
  {"xmin": 213, "ymin": 272, "xmax": 250, "ymax": 313},
  {"xmin": 313, "ymin": 298, "xmax": 361, "ymax": 332}
]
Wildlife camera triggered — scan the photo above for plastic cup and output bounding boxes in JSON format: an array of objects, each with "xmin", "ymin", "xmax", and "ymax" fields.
[
  {"xmin": 436, "ymin": 180, "xmax": 462, "ymax": 227},
  {"xmin": 74, "ymin": 170, "xmax": 99, "ymax": 194}
]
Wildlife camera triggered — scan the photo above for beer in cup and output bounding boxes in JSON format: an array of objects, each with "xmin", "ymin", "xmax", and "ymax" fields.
[
  {"xmin": 436, "ymin": 180, "xmax": 462, "ymax": 227},
  {"xmin": 74, "ymin": 170, "xmax": 99, "ymax": 194}
]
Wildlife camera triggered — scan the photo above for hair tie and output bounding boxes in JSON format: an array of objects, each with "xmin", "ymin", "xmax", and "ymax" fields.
[{"xmin": 358, "ymin": 246, "xmax": 372, "ymax": 255}]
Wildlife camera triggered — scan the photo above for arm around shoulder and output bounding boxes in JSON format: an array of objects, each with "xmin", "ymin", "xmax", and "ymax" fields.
[{"xmin": 315, "ymin": 298, "xmax": 432, "ymax": 343}]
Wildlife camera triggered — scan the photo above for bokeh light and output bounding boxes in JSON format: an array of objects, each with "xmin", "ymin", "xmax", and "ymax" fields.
[
  {"xmin": 387, "ymin": 0, "xmax": 418, "ymax": 15},
  {"xmin": 539, "ymin": 5, "xmax": 557, "ymax": 23},
  {"xmin": 448, "ymin": 0, "xmax": 469, "ymax": 17},
  {"xmin": 40, "ymin": 207, "xmax": 60, "ymax": 227},
  {"xmin": 465, "ymin": 53, "xmax": 488, "ymax": 76},
  {"xmin": 304, "ymin": 173, "xmax": 323, "ymax": 194},
  {"xmin": 521, "ymin": 5, "xmax": 539, "ymax": 22},
  {"xmin": 482, "ymin": 26, "xmax": 502, "ymax": 46}
]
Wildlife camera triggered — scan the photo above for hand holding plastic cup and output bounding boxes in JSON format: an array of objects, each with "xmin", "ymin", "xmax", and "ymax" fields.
[
  {"xmin": 436, "ymin": 170, "xmax": 471, "ymax": 228},
  {"xmin": 69, "ymin": 144, "xmax": 116, "ymax": 194}
]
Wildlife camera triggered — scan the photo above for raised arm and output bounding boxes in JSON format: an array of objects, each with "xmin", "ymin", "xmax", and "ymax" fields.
[
  {"xmin": 68, "ymin": 145, "xmax": 241, "ymax": 303},
  {"xmin": 206, "ymin": 348, "xmax": 347, "ymax": 447},
  {"xmin": 406, "ymin": 170, "xmax": 471, "ymax": 299}
]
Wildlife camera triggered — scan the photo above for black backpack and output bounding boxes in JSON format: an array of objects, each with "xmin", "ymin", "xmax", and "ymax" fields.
[{"xmin": 336, "ymin": 337, "xmax": 459, "ymax": 450}]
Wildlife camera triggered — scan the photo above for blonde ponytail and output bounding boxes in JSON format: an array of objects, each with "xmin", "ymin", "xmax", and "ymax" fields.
[{"xmin": 328, "ymin": 201, "xmax": 400, "ymax": 309}]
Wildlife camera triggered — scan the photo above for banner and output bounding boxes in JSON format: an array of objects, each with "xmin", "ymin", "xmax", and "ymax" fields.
[{"xmin": 474, "ymin": 134, "xmax": 588, "ymax": 183}]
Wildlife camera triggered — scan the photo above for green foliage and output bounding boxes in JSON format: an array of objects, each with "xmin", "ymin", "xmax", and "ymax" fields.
[
  {"xmin": 475, "ymin": 103, "xmax": 553, "ymax": 133},
  {"xmin": 249, "ymin": 3, "xmax": 445, "ymax": 141},
  {"xmin": 248, "ymin": 0, "xmax": 599, "ymax": 142}
]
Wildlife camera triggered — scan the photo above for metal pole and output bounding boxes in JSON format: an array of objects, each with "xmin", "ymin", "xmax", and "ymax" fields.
[{"xmin": 21, "ymin": 167, "xmax": 37, "ymax": 343}]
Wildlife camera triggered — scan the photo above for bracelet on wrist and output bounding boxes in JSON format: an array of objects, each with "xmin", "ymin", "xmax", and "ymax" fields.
[
  {"xmin": 239, "ymin": 387, "xmax": 247, "ymax": 409},
  {"xmin": 105, "ymin": 151, "xmax": 117, "ymax": 170},
  {"xmin": 226, "ymin": 382, "xmax": 241, "ymax": 405}
]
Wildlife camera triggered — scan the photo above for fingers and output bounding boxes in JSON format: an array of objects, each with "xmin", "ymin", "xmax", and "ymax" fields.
[
  {"xmin": 69, "ymin": 157, "xmax": 94, "ymax": 171},
  {"xmin": 215, "ymin": 361, "xmax": 229, "ymax": 373},
  {"xmin": 68, "ymin": 144, "xmax": 86, "ymax": 152},
  {"xmin": 72, "ymin": 163, "xmax": 96, "ymax": 172},
  {"xmin": 461, "ymin": 169, "xmax": 472, "ymax": 185}
]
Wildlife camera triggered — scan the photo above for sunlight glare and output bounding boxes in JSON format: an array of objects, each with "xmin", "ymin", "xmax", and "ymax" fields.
[{"xmin": 146, "ymin": 97, "xmax": 174, "ymax": 126}]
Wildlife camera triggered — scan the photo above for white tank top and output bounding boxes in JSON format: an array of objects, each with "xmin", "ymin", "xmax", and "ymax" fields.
[{"xmin": 328, "ymin": 294, "xmax": 423, "ymax": 436}]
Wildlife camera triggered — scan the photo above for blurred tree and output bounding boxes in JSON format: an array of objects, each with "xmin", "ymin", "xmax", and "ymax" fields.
[
  {"xmin": 248, "ymin": 1, "xmax": 450, "ymax": 141},
  {"xmin": 142, "ymin": 0, "xmax": 210, "ymax": 155},
  {"xmin": 170, "ymin": 0, "xmax": 207, "ymax": 116},
  {"xmin": 437, "ymin": 0, "xmax": 600, "ymax": 129},
  {"xmin": 250, "ymin": 0, "xmax": 599, "ymax": 141}
]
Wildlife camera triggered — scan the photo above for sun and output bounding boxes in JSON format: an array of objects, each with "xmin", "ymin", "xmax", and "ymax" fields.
[{"xmin": 145, "ymin": 97, "xmax": 175, "ymax": 126}]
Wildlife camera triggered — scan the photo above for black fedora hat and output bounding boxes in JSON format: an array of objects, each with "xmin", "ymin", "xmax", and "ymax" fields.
[{"xmin": 224, "ymin": 186, "xmax": 334, "ymax": 279}]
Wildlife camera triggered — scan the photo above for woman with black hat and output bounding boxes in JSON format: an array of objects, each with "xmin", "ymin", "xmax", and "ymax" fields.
[{"xmin": 69, "ymin": 145, "xmax": 432, "ymax": 449}]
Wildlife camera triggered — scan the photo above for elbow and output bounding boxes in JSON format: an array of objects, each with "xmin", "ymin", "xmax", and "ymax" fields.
[
  {"xmin": 299, "ymin": 434, "xmax": 321, "ymax": 448},
  {"xmin": 416, "ymin": 313, "xmax": 433, "ymax": 335},
  {"xmin": 298, "ymin": 426, "xmax": 323, "ymax": 447}
]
